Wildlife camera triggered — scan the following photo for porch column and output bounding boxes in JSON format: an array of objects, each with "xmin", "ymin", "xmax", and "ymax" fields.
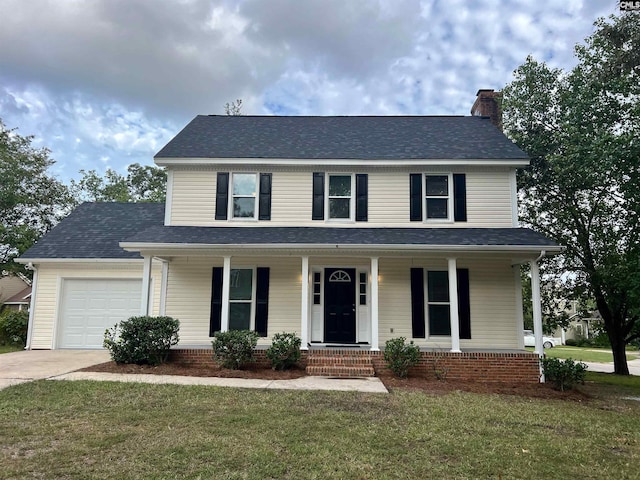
[
  {"xmin": 370, "ymin": 257, "xmax": 380, "ymax": 351},
  {"xmin": 448, "ymin": 258, "xmax": 461, "ymax": 353},
  {"xmin": 530, "ymin": 260, "xmax": 544, "ymax": 356},
  {"xmin": 221, "ymin": 256, "xmax": 231, "ymax": 332},
  {"xmin": 300, "ymin": 256, "xmax": 309, "ymax": 350},
  {"xmin": 140, "ymin": 255, "xmax": 153, "ymax": 315}
]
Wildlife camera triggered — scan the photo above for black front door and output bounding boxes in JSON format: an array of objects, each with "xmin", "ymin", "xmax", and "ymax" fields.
[{"xmin": 324, "ymin": 268, "xmax": 356, "ymax": 343}]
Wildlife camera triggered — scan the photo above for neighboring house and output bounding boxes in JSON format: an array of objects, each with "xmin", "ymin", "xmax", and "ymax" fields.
[
  {"xmin": 2, "ymin": 287, "xmax": 31, "ymax": 312},
  {"xmin": 17, "ymin": 90, "xmax": 561, "ymax": 382},
  {"xmin": 0, "ymin": 274, "xmax": 31, "ymax": 313}
]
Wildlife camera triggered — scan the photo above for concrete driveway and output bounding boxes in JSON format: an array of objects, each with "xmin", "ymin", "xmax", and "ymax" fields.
[
  {"xmin": 585, "ymin": 358, "xmax": 640, "ymax": 376},
  {"xmin": 0, "ymin": 349, "xmax": 110, "ymax": 390}
]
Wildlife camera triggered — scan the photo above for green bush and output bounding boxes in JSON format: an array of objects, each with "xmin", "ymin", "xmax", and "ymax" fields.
[
  {"xmin": 266, "ymin": 332, "xmax": 301, "ymax": 370},
  {"xmin": 564, "ymin": 338, "xmax": 578, "ymax": 346},
  {"xmin": 0, "ymin": 310, "xmax": 29, "ymax": 347},
  {"xmin": 541, "ymin": 357, "xmax": 587, "ymax": 391},
  {"xmin": 383, "ymin": 337, "xmax": 421, "ymax": 378},
  {"xmin": 103, "ymin": 316, "xmax": 180, "ymax": 365},
  {"xmin": 212, "ymin": 330, "xmax": 259, "ymax": 369}
]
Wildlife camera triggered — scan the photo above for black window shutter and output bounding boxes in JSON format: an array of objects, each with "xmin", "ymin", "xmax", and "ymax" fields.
[
  {"xmin": 258, "ymin": 173, "xmax": 272, "ymax": 220},
  {"xmin": 215, "ymin": 172, "xmax": 229, "ymax": 220},
  {"xmin": 355, "ymin": 174, "xmax": 368, "ymax": 222},
  {"xmin": 312, "ymin": 172, "xmax": 324, "ymax": 220},
  {"xmin": 453, "ymin": 174, "xmax": 467, "ymax": 222},
  {"xmin": 209, "ymin": 267, "xmax": 223, "ymax": 336},
  {"xmin": 457, "ymin": 268, "xmax": 471, "ymax": 339},
  {"xmin": 410, "ymin": 268, "xmax": 426, "ymax": 338},
  {"xmin": 255, "ymin": 267, "xmax": 270, "ymax": 337},
  {"xmin": 409, "ymin": 174, "xmax": 422, "ymax": 221}
]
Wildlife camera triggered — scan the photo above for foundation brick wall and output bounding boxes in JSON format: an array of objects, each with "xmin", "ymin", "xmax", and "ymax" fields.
[{"xmin": 170, "ymin": 348, "xmax": 541, "ymax": 383}]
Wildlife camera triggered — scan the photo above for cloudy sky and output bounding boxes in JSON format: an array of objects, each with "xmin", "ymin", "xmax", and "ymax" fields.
[{"xmin": 0, "ymin": 0, "xmax": 618, "ymax": 181}]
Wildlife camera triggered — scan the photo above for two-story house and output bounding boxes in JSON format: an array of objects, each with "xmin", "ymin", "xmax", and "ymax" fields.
[{"xmin": 18, "ymin": 91, "xmax": 560, "ymax": 382}]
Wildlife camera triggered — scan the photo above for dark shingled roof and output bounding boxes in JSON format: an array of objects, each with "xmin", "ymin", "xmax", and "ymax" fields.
[
  {"xmin": 20, "ymin": 203, "xmax": 558, "ymax": 260},
  {"xmin": 123, "ymin": 225, "xmax": 558, "ymax": 249},
  {"xmin": 155, "ymin": 115, "xmax": 528, "ymax": 160},
  {"xmin": 20, "ymin": 203, "xmax": 165, "ymax": 259}
]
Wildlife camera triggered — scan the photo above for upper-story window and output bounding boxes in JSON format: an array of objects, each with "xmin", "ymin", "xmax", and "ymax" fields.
[
  {"xmin": 215, "ymin": 172, "xmax": 272, "ymax": 221},
  {"xmin": 232, "ymin": 173, "xmax": 257, "ymax": 219},
  {"xmin": 410, "ymin": 173, "xmax": 467, "ymax": 223},
  {"xmin": 425, "ymin": 174, "xmax": 452, "ymax": 221},
  {"xmin": 328, "ymin": 174, "xmax": 354, "ymax": 220},
  {"xmin": 313, "ymin": 172, "xmax": 368, "ymax": 222}
]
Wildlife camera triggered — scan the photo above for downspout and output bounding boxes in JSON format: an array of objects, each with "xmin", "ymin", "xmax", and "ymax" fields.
[{"xmin": 24, "ymin": 262, "xmax": 37, "ymax": 350}]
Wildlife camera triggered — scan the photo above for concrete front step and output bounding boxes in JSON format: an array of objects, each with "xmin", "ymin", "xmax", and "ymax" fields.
[
  {"xmin": 306, "ymin": 365, "xmax": 376, "ymax": 377},
  {"xmin": 306, "ymin": 353, "xmax": 376, "ymax": 377}
]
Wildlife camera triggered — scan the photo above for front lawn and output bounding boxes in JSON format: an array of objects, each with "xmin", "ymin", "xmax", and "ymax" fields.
[
  {"xmin": 528, "ymin": 345, "xmax": 638, "ymax": 363},
  {"xmin": 1, "ymin": 380, "xmax": 639, "ymax": 479}
]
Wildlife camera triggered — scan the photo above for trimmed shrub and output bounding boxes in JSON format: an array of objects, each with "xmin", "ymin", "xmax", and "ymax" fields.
[
  {"xmin": 564, "ymin": 338, "xmax": 578, "ymax": 346},
  {"xmin": 541, "ymin": 357, "xmax": 587, "ymax": 391},
  {"xmin": 212, "ymin": 330, "xmax": 259, "ymax": 369},
  {"xmin": 266, "ymin": 332, "xmax": 301, "ymax": 370},
  {"xmin": 383, "ymin": 337, "xmax": 421, "ymax": 378},
  {"xmin": 0, "ymin": 310, "xmax": 29, "ymax": 347},
  {"xmin": 103, "ymin": 316, "xmax": 180, "ymax": 365}
]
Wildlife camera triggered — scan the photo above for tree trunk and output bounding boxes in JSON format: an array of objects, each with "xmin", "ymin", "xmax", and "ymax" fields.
[{"xmin": 611, "ymin": 337, "xmax": 629, "ymax": 375}]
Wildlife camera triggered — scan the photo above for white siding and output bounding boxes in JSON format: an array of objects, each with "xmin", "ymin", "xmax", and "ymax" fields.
[
  {"xmin": 30, "ymin": 262, "xmax": 162, "ymax": 349},
  {"xmin": 169, "ymin": 169, "xmax": 217, "ymax": 226},
  {"xmin": 168, "ymin": 166, "xmax": 515, "ymax": 228}
]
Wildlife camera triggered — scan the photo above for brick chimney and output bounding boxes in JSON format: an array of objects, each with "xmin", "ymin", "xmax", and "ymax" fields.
[{"xmin": 471, "ymin": 89, "xmax": 502, "ymax": 130}]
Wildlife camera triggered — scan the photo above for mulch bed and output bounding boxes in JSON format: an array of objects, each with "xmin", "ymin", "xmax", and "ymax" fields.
[{"xmin": 81, "ymin": 361, "xmax": 589, "ymax": 401}]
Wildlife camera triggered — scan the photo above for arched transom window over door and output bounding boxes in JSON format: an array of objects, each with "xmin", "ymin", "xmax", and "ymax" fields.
[{"xmin": 328, "ymin": 270, "xmax": 352, "ymax": 283}]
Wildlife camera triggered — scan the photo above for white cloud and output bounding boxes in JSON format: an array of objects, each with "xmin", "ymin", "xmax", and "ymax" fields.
[{"xmin": 0, "ymin": 0, "xmax": 617, "ymax": 181}]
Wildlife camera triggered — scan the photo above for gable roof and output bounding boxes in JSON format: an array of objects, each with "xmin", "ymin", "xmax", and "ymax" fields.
[
  {"xmin": 154, "ymin": 115, "xmax": 528, "ymax": 161},
  {"xmin": 18, "ymin": 202, "xmax": 165, "ymax": 260},
  {"xmin": 3, "ymin": 286, "xmax": 31, "ymax": 305}
]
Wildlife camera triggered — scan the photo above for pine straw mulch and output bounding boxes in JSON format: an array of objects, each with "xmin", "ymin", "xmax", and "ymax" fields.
[{"xmin": 80, "ymin": 360, "xmax": 590, "ymax": 402}]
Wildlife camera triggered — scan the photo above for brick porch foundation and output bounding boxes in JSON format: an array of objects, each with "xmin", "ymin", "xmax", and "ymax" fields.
[{"xmin": 170, "ymin": 348, "xmax": 541, "ymax": 383}]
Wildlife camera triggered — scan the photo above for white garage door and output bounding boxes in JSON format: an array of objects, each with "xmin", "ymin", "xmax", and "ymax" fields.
[{"xmin": 58, "ymin": 279, "xmax": 142, "ymax": 349}]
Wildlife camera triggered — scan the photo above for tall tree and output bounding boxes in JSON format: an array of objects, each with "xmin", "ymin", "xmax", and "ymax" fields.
[
  {"xmin": 0, "ymin": 119, "xmax": 73, "ymax": 274},
  {"xmin": 503, "ymin": 13, "xmax": 640, "ymax": 374},
  {"xmin": 71, "ymin": 163, "xmax": 166, "ymax": 203}
]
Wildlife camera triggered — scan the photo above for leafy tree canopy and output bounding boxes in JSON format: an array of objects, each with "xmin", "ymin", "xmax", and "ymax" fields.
[
  {"xmin": 70, "ymin": 163, "xmax": 167, "ymax": 203},
  {"xmin": 0, "ymin": 119, "xmax": 74, "ymax": 275},
  {"xmin": 503, "ymin": 13, "xmax": 640, "ymax": 374}
]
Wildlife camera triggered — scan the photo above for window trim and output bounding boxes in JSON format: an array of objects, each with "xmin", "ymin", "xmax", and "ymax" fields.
[
  {"xmin": 325, "ymin": 173, "xmax": 355, "ymax": 222},
  {"xmin": 423, "ymin": 173, "xmax": 454, "ymax": 223},
  {"xmin": 228, "ymin": 267, "xmax": 257, "ymax": 331},
  {"xmin": 229, "ymin": 172, "xmax": 259, "ymax": 221}
]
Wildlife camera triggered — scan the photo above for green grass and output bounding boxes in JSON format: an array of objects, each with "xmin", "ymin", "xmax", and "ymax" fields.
[
  {"xmin": 0, "ymin": 344, "xmax": 23, "ymax": 354},
  {"xmin": 527, "ymin": 346, "xmax": 638, "ymax": 363},
  {"xmin": 1, "ymin": 380, "xmax": 639, "ymax": 479}
]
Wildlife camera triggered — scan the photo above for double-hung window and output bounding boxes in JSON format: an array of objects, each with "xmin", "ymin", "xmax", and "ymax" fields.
[
  {"xmin": 327, "ymin": 174, "xmax": 354, "ymax": 220},
  {"xmin": 231, "ymin": 173, "xmax": 257, "ymax": 219},
  {"xmin": 425, "ymin": 174, "xmax": 451, "ymax": 220},
  {"xmin": 426, "ymin": 271, "xmax": 451, "ymax": 336},
  {"xmin": 229, "ymin": 268, "xmax": 255, "ymax": 330}
]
